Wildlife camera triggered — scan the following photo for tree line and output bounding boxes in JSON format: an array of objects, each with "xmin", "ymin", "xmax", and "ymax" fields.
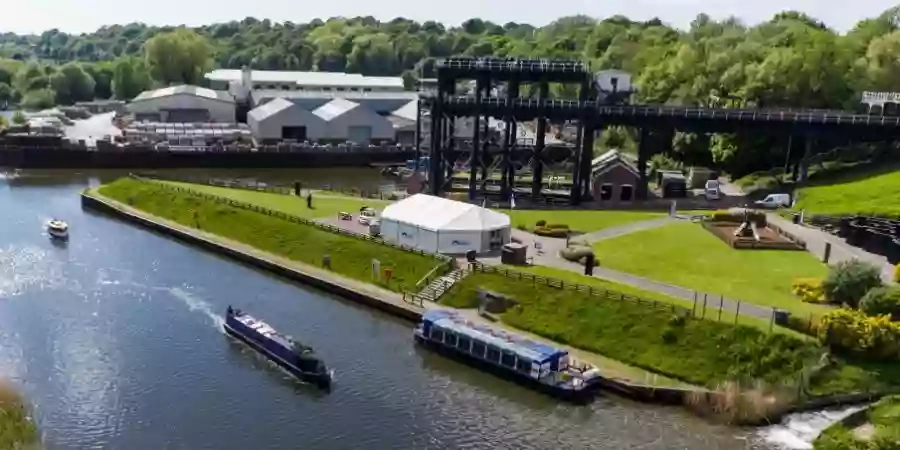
[{"xmin": 2, "ymin": 10, "xmax": 900, "ymax": 176}]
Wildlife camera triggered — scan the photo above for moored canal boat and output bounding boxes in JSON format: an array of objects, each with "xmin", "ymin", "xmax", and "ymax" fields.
[
  {"xmin": 46, "ymin": 219, "xmax": 69, "ymax": 240},
  {"xmin": 224, "ymin": 306, "xmax": 332, "ymax": 390},
  {"xmin": 414, "ymin": 309, "xmax": 601, "ymax": 402}
]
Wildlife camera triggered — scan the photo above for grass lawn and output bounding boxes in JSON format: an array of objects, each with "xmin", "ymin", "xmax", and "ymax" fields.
[
  {"xmin": 795, "ymin": 168, "xmax": 900, "ymax": 217},
  {"xmin": 0, "ymin": 385, "xmax": 38, "ymax": 450},
  {"xmin": 441, "ymin": 271, "xmax": 821, "ymax": 388},
  {"xmin": 507, "ymin": 264, "xmax": 812, "ymax": 339},
  {"xmin": 813, "ymin": 394, "xmax": 900, "ymax": 450},
  {"xmin": 98, "ymin": 178, "xmax": 441, "ymax": 292},
  {"xmin": 591, "ymin": 222, "xmax": 832, "ymax": 317},
  {"xmin": 162, "ymin": 181, "xmax": 389, "ymax": 220},
  {"xmin": 504, "ymin": 209, "xmax": 665, "ymax": 233}
]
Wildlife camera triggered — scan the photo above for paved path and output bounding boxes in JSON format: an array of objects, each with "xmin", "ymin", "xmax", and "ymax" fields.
[
  {"xmin": 487, "ymin": 227, "xmax": 776, "ymax": 321},
  {"xmin": 574, "ymin": 216, "xmax": 678, "ymax": 244},
  {"xmin": 767, "ymin": 214, "xmax": 895, "ymax": 283}
]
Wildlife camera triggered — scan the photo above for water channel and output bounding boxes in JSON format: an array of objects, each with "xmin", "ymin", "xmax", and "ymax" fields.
[{"xmin": 0, "ymin": 169, "xmax": 848, "ymax": 449}]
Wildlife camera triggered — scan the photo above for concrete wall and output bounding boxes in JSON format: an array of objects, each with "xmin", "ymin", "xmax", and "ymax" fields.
[{"xmin": 127, "ymin": 94, "xmax": 236, "ymax": 123}]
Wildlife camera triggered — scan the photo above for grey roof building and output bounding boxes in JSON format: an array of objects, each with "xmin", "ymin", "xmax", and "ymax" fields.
[
  {"xmin": 247, "ymin": 97, "xmax": 327, "ymax": 142},
  {"xmin": 311, "ymin": 98, "xmax": 395, "ymax": 143},
  {"xmin": 205, "ymin": 69, "xmax": 405, "ymax": 93},
  {"xmin": 128, "ymin": 85, "xmax": 236, "ymax": 123}
]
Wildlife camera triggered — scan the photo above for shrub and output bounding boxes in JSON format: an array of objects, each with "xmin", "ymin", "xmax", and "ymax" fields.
[
  {"xmin": 860, "ymin": 286, "xmax": 900, "ymax": 319},
  {"xmin": 784, "ymin": 314, "xmax": 819, "ymax": 337},
  {"xmin": 822, "ymin": 260, "xmax": 883, "ymax": 308},
  {"xmin": 515, "ymin": 223, "xmax": 526, "ymax": 231},
  {"xmin": 533, "ymin": 227, "xmax": 568, "ymax": 238},
  {"xmin": 817, "ymin": 308, "xmax": 900, "ymax": 360},
  {"xmin": 893, "ymin": 264, "xmax": 900, "ymax": 283},
  {"xmin": 535, "ymin": 220, "xmax": 547, "ymax": 227},
  {"xmin": 791, "ymin": 278, "xmax": 827, "ymax": 304},
  {"xmin": 710, "ymin": 209, "xmax": 767, "ymax": 227},
  {"xmin": 546, "ymin": 223, "xmax": 570, "ymax": 230},
  {"xmin": 560, "ymin": 246, "xmax": 599, "ymax": 266}
]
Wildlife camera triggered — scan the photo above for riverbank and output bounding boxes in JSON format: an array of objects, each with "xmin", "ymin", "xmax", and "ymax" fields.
[
  {"xmin": 813, "ymin": 394, "xmax": 900, "ymax": 449},
  {"xmin": 0, "ymin": 383, "xmax": 40, "ymax": 450},
  {"xmin": 81, "ymin": 177, "xmax": 897, "ymax": 424}
]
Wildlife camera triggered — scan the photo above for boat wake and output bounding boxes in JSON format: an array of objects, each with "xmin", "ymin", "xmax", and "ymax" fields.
[
  {"xmin": 168, "ymin": 286, "xmax": 225, "ymax": 330},
  {"xmin": 756, "ymin": 405, "xmax": 866, "ymax": 449}
]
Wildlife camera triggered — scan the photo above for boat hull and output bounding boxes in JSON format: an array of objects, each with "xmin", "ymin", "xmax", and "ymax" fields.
[
  {"xmin": 414, "ymin": 332, "xmax": 599, "ymax": 404},
  {"xmin": 47, "ymin": 228, "xmax": 68, "ymax": 240},
  {"xmin": 224, "ymin": 324, "xmax": 331, "ymax": 390}
]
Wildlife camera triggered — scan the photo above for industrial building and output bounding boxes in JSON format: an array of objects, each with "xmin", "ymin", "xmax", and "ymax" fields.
[
  {"xmin": 128, "ymin": 85, "xmax": 236, "ymax": 123},
  {"xmin": 379, "ymin": 194, "xmax": 511, "ymax": 254},
  {"xmin": 205, "ymin": 68, "xmax": 405, "ymax": 94}
]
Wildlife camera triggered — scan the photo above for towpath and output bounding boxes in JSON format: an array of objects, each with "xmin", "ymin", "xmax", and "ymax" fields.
[
  {"xmin": 480, "ymin": 219, "xmax": 777, "ymax": 321},
  {"xmin": 767, "ymin": 213, "xmax": 895, "ymax": 283}
]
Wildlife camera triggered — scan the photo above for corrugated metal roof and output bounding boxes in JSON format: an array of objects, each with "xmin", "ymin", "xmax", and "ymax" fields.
[
  {"xmin": 423, "ymin": 310, "xmax": 565, "ymax": 363},
  {"xmin": 312, "ymin": 98, "xmax": 360, "ymax": 122},
  {"xmin": 391, "ymin": 99, "xmax": 419, "ymax": 122},
  {"xmin": 247, "ymin": 97, "xmax": 294, "ymax": 122},
  {"xmin": 132, "ymin": 85, "xmax": 234, "ymax": 103},
  {"xmin": 252, "ymin": 89, "xmax": 417, "ymax": 102},
  {"xmin": 205, "ymin": 69, "xmax": 404, "ymax": 89}
]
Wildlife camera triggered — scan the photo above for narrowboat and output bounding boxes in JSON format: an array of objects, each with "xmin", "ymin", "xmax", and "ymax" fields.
[
  {"xmin": 414, "ymin": 309, "xmax": 601, "ymax": 402},
  {"xmin": 224, "ymin": 306, "xmax": 332, "ymax": 390},
  {"xmin": 46, "ymin": 219, "xmax": 69, "ymax": 240}
]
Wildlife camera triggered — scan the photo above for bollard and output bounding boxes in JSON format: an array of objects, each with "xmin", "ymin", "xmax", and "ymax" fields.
[
  {"xmin": 322, "ymin": 254, "xmax": 331, "ymax": 269},
  {"xmin": 823, "ymin": 242, "xmax": 832, "ymax": 264}
]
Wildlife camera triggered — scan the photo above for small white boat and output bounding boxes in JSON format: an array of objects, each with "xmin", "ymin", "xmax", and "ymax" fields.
[{"xmin": 47, "ymin": 219, "xmax": 69, "ymax": 240}]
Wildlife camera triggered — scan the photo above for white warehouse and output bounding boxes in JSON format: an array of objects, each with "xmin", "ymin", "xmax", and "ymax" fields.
[
  {"xmin": 247, "ymin": 97, "xmax": 327, "ymax": 142},
  {"xmin": 380, "ymin": 194, "xmax": 511, "ymax": 254},
  {"xmin": 128, "ymin": 85, "xmax": 236, "ymax": 123}
]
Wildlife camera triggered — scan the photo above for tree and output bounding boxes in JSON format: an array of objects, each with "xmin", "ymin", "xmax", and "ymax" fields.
[
  {"xmin": 112, "ymin": 57, "xmax": 151, "ymax": 99},
  {"xmin": 11, "ymin": 110, "xmax": 27, "ymax": 124},
  {"xmin": 0, "ymin": 82, "xmax": 12, "ymax": 104},
  {"xmin": 50, "ymin": 63, "xmax": 96, "ymax": 105},
  {"xmin": 21, "ymin": 89, "xmax": 56, "ymax": 110},
  {"xmin": 860, "ymin": 286, "xmax": 900, "ymax": 319},
  {"xmin": 144, "ymin": 28, "xmax": 212, "ymax": 85}
]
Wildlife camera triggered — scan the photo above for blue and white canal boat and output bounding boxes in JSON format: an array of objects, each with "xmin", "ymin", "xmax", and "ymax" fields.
[{"xmin": 414, "ymin": 309, "xmax": 601, "ymax": 402}]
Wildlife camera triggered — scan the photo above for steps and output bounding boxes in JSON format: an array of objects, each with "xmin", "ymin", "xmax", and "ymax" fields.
[{"xmin": 413, "ymin": 269, "xmax": 467, "ymax": 304}]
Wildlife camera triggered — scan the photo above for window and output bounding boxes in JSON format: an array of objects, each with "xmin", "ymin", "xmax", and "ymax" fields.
[
  {"xmin": 430, "ymin": 328, "xmax": 444, "ymax": 341},
  {"xmin": 599, "ymin": 183, "xmax": 613, "ymax": 201},
  {"xmin": 485, "ymin": 345, "xmax": 501, "ymax": 362},
  {"xmin": 457, "ymin": 336, "xmax": 471, "ymax": 351},
  {"xmin": 445, "ymin": 332, "xmax": 458, "ymax": 347},
  {"xmin": 471, "ymin": 340, "xmax": 486, "ymax": 357},
  {"xmin": 515, "ymin": 358, "xmax": 531, "ymax": 373},
  {"xmin": 363, "ymin": 88, "xmax": 372, "ymax": 92},
  {"xmin": 500, "ymin": 351, "xmax": 516, "ymax": 368}
]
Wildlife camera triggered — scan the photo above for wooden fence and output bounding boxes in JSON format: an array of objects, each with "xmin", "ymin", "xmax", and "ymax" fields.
[{"xmin": 130, "ymin": 174, "xmax": 454, "ymax": 266}]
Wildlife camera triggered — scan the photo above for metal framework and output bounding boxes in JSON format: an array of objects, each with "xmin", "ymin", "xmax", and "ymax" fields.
[{"xmin": 424, "ymin": 57, "xmax": 900, "ymax": 206}]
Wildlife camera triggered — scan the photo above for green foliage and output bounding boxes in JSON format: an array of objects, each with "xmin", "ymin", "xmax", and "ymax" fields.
[
  {"xmin": 10, "ymin": 110, "xmax": 26, "ymax": 125},
  {"xmin": 50, "ymin": 62, "xmax": 96, "ymax": 105},
  {"xmin": 96, "ymin": 178, "xmax": 441, "ymax": 292},
  {"xmin": 860, "ymin": 286, "xmax": 900, "ymax": 319},
  {"xmin": 0, "ymin": 115, "xmax": 7, "ymax": 129},
  {"xmin": 791, "ymin": 278, "xmax": 827, "ymax": 304},
  {"xmin": 112, "ymin": 57, "xmax": 151, "ymax": 99},
  {"xmin": 144, "ymin": 29, "xmax": 212, "ymax": 85},
  {"xmin": 822, "ymin": 260, "xmax": 883, "ymax": 308},
  {"xmin": 817, "ymin": 308, "xmax": 900, "ymax": 361},
  {"xmin": 813, "ymin": 395, "xmax": 900, "ymax": 450},
  {"xmin": 441, "ymin": 272, "xmax": 821, "ymax": 387}
]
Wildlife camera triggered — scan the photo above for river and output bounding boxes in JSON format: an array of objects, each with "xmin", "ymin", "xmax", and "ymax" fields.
[{"xmin": 0, "ymin": 169, "xmax": 851, "ymax": 449}]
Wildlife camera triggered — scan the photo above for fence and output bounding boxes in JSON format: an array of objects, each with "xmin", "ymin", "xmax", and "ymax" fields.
[
  {"xmin": 132, "ymin": 172, "xmax": 407, "ymax": 202},
  {"xmin": 129, "ymin": 175, "xmax": 453, "ymax": 266}
]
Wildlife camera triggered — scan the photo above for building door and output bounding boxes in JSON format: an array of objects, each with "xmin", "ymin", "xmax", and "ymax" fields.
[
  {"xmin": 620, "ymin": 184, "xmax": 634, "ymax": 201},
  {"xmin": 348, "ymin": 126, "xmax": 373, "ymax": 144},
  {"xmin": 282, "ymin": 126, "xmax": 307, "ymax": 141}
]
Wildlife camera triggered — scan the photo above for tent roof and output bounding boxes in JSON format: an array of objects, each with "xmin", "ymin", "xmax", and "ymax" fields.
[{"xmin": 381, "ymin": 194, "xmax": 510, "ymax": 232}]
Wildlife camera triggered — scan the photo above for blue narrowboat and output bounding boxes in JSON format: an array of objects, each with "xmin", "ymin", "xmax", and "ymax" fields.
[
  {"xmin": 414, "ymin": 309, "xmax": 601, "ymax": 402},
  {"xmin": 224, "ymin": 306, "xmax": 332, "ymax": 390}
]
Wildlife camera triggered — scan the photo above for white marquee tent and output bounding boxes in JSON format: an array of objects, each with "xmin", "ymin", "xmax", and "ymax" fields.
[{"xmin": 380, "ymin": 194, "xmax": 511, "ymax": 254}]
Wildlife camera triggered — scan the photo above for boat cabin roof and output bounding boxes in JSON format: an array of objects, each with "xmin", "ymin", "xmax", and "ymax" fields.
[
  {"xmin": 423, "ymin": 310, "xmax": 567, "ymax": 364},
  {"xmin": 234, "ymin": 314, "xmax": 292, "ymax": 348}
]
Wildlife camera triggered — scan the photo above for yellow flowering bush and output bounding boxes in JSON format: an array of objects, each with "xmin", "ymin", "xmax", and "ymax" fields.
[
  {"xmin": 817, "ymin": 308, "xmax": 900, "ymax": 360},
  {"xmin": 791, "ymin": 278, "xmax": 827, "ymax": 303}
]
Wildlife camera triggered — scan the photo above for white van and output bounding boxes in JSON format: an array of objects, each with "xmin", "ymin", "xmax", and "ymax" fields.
[
  {"xmin": 704, "ymin": 180, "xmax": 720, "ymax": 200},
  {"xmin": 754, "ymin": 193, "xmax": 792, "ymax": 209}
]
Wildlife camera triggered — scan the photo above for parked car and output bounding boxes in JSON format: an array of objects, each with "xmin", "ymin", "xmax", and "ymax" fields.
[
  {"xmin": 704, "ymin": 179, "xmax": 721, "ymax": 200},
  {"xmin": 358, "ymin": 207, "xmax": 377, "ymax": 225},
  {"xmin": 754, "ymin": 193, "xmax": 792, "ymax": 209}
]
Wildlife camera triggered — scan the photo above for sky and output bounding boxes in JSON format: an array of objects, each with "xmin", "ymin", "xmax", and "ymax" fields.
[{"xmin": 1, "ymin": 0, "xmax": 895, "ymax": 35}]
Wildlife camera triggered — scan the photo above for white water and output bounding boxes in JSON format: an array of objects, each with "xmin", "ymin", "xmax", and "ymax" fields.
[
  {"xmin": 168, "ymin": 286, "xmax": 225, "ymax": 330},
  {"xmin": 756, "ymin": 405, "xmax": 866, "ymax": 449}
]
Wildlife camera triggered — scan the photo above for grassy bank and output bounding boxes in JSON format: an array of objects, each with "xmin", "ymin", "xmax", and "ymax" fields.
[
  {"xmin": 0, "ymin": 384, "xmax": 39, "ymax": 450},
  {"xmin": 97, "ymin": 178, "xmax": 442, "ymax": 291},
  {"xmin": 814, "ymin": 395, "xmax": 900, "ymax": 449},
  {"xmin": 441, "ymin": 270, "xmax": 821, "ymax": 388},
  {"xmin": 162, "ymin": 181, "xmax": 390, "ymax": 220},
  {"xmin": 592, "ymin": 222, "xmax": 831, "ymax": 317},
  {"xmin": 795, "ymin": 168, "xmax": 900, "ymax": 217},
  {"xmin": 505, "ymin": 209, "xmax": 665, "ymax": 233}
]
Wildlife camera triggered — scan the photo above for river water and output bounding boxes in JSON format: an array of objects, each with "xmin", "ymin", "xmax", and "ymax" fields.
[{"xmin": 0, "ymin": 169, "xmax": 849, "ymax": 449}]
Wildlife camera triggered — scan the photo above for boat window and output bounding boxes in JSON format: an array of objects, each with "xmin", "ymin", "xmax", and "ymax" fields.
[
  {"xmin": 485, "ymin": 345, "xmax": 501, "ymax": 363},
  {"xmin": 471, "ymin": 340, "xmax": 487, "ymax": 357},
  {"xmin": 445, "ymin": 332, "xmax": 458, "ymax": 347},
  {"xmin": 430, "ymin": 328, "xmax": 444, "ymax": 341},
  {"xmin": 500, "ymin": 351, "xmax": 516, "ymax": 368},
  {"xmin": 457, "ymin": 336, "xmax": 471, "ymax": 351},
  {"xmin": 515, "ymin": 358, "xmax": 531, "ymax": 373}
]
